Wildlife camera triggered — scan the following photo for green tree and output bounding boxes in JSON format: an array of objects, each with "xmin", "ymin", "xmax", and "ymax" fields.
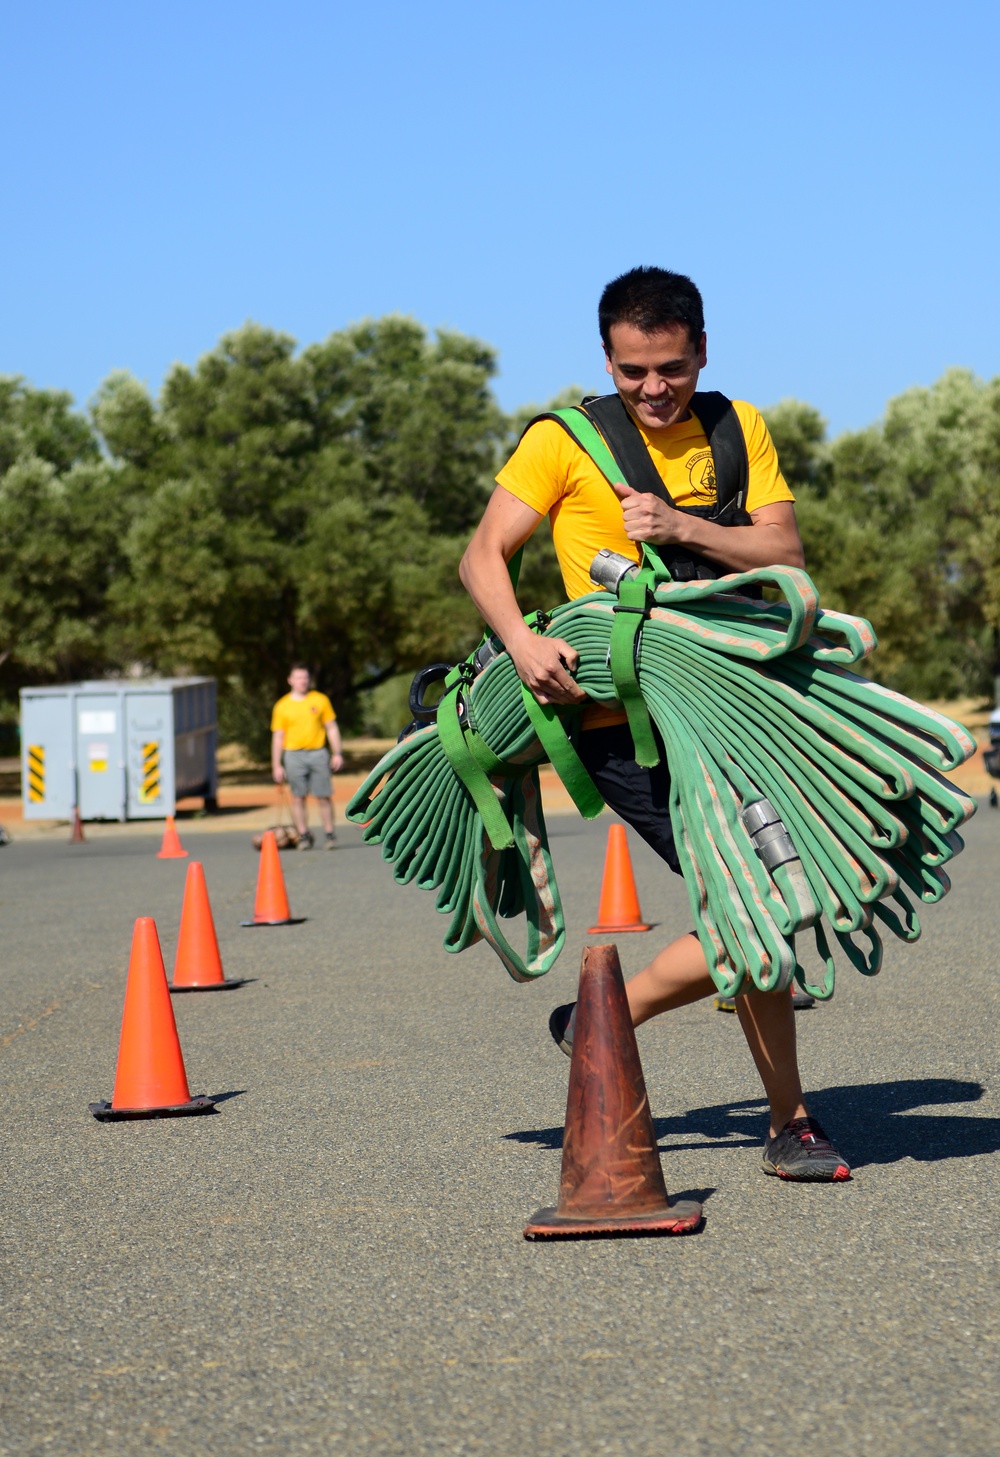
[
  {"xmin": 762, "ymin": 399, "xmax": 829, "ymax": 492},
  {"xmin": 0, "ymin": 376, "xmax": 99, "ymax": 478},
  {"xmin": 6, "ymin": 331, "xmax": 999, "ymax": 762},
  {"xmin": 0, "ymin": 380, "xmax": 123, "ymax": 703},
  {"xmin": 766, "ymin": 372, "xmax": 1000, "ymax": 698},
  {"xmin": 93, "ymin": 317, "xmax": 506, "ymax": 751}
]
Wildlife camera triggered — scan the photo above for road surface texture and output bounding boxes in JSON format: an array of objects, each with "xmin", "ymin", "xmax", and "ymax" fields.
[{"xmin": 1, "ymin": 804, "xmax": 997, "ymax": 1455}]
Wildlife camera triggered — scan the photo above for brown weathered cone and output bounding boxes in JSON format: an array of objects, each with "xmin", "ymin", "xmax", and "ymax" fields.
[{"xmin": 524, "ymin": 943, "xmax": 703, "ymax": 1240}]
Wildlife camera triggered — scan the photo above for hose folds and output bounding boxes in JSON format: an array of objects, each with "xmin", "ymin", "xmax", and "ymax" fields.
[{"xmin": 347, "ymin": 561, "xmax": 976, "ymax": 998}]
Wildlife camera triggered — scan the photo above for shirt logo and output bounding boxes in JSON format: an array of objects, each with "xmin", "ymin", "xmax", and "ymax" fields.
[{"xmin": 686, "ymin": 450, "xmax": 716, "ymax": 502}]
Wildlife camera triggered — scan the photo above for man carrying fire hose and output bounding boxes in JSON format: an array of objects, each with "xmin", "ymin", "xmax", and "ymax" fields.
[{"xmin": 459, "ymin": 267, "xmax": 850, "ymax": 1182}]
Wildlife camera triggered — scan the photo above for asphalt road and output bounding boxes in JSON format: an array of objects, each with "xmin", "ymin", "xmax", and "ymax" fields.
[{"xmin": 1, "ymin": 804, "xmax": 997, "ymax": 1456}]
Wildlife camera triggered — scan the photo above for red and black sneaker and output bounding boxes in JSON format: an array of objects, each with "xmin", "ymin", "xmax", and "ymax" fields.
[{"xmin": 762, "ymin": 1117, "xmax": 851, "ymax": 1182}]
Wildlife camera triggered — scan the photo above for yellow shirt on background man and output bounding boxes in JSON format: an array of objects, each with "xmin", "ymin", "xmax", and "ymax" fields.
[
  {"xmin": 496, "ymin": 399, "xmax": 793, "ymax": 601},
  {"xmin": 270, "ymin": 692, "xmax": 336, "ymax": 751}
]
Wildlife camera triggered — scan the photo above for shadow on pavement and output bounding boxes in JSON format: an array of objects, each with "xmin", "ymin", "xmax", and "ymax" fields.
[
  {"xmin": 669, "ymin": 1186, "xmax": 717, "ymax": 1208},
  {"xmin": 176, "ymin": 805, "xmax": 268, "ymax": 819},
  {"xmin": 505, "ymin": 1079, "xmax": 997, "ymax": 1169},
  {"xmin": 808, "ymin": 1077, "xmax": 995, "ymax": 1168}
]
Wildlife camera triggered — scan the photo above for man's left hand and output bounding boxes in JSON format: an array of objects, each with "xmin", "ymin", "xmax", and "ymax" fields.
[{"xmin": 610, "ymin": 482, "xmax": 686, "ymax": 545}]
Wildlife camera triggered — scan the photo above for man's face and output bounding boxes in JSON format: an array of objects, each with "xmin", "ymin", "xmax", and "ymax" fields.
[
  {"xmin": 604, "ymin": 321, "xmax": 707, "ymax": 431},
  {"xmin": 288, "ymin": 669, "xmax": 311, "ymax": 695}
]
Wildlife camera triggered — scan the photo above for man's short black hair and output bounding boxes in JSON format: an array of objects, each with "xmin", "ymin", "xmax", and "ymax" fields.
[
  {"xmin": 289, "ymin": 663, "xmax": 311, "ymax": 675},
  {"xmin": 599, "ymin": 267, "xmax": 705, "ymax": 350}
]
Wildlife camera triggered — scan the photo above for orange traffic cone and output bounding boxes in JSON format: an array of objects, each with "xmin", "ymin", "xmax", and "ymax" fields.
[
  {"xmin": 157, "ymin": 815, "xmax": 188, "ymax": 860},
  {"xmin": 524, "ymin": 944, "xmax": 702, "ymax": 1239},
  {"xmin": 69, "ymin": 807, "xmax": 86, "ymax": 844},
  {"xmin": 89, "ymin": 917, "xmax": 215, "ymax": 1120},
  {"xmin": 587, "ymin": 823, "xmax": 651, "ymax": 933},
  {"xmin": 240, "ymin": 829, "xmax": 305, "ymax": 927},
  {"xmin": 171, "ymin": 862, "xmax": 247, "ymax": 992}
]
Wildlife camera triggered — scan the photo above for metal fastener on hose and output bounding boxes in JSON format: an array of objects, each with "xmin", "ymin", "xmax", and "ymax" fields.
[
  {"xmin": 590, "ymin": 549, "xmax": 640, "ymax": 592},
  {"xmin": 741, "ymin": 798, "xmax": 800, "ymax": 871}
]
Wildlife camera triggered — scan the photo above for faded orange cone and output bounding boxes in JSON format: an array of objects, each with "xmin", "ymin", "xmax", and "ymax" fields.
[
  {"xmin": 524, "ymin": 944, "xmax": 702, "ymax": 1239},
  {"xmin": 587, "ymin": 823, "xmax": 650, "ymax": 933},
  {"xmin": 69, "ymin": 807, "xmax": 86, "ymax": 844},
  {"xmin": 89, "ymin": 917, "xmax": 215, "ymax": 1120},
  {"xmin": 171, "ymin": 862, "xmax": 247, "ymax": 992},
  {"xmin": 157, "ymin": 815, "xmax": 188, "ymax": 860},
  {"xmin": 240, "ymin": 830, "xmax": 305, "ymax": 927}
]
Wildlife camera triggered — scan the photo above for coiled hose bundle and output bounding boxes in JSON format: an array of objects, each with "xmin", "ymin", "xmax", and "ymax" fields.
[{"xmin": 347, "ymin": 558, "xmax": 976, "ymax": 998}]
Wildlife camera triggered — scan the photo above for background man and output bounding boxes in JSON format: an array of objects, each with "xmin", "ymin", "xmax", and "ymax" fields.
[
  {"xmin": 271, "ymin": 665, "xmax": 344, "ymax": 850},
  {"xmin": 459, "ymin": 266, "xmax": 850, "ymax": 1183}
]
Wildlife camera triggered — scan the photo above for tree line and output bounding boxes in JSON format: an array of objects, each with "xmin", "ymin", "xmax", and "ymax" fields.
[{"xmin": 1, "ymin": 318, "xmax": 997, "ymax": 755}]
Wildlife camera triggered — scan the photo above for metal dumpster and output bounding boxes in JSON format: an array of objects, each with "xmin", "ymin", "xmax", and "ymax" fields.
[{"xmin": 20, "ymin": 678, "xmax": 218, "ymax": 821}]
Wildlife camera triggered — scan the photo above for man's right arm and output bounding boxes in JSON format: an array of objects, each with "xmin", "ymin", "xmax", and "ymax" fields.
[
  {"xmin": 271, "ymin": 729, "xmax": 286, "ymax": 784},
  {"xmin": 459, "ymin": 486, "xmax": 585, "ymax": 706}
]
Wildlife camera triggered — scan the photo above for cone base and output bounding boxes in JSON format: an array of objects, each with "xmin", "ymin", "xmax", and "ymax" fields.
[
  {"xmin": 170, "ymin": 979, "xmax": 248, "ymax": 993},
  {"xmin": 157, "ymin": 850, "xmax": 189, "ymax": 860},
  {"xmin": 523, "ymin": 1198, "xmax": 702, "ymax": 1241},
  {"xmin": 89, "ymin": 1095, "xmax": 216, "ymax": 1122},
  {"xmin": 239, "ymin": 917, "xmax": 306, "ymax": 927},
  {"xmin": 586, "ymin": 922, "xmax": 651, "ymax": 934}
]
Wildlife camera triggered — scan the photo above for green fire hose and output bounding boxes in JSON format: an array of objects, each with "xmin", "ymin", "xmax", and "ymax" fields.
[{"xmin": 346, "ymin": 551, "xmax": 976, "ymax": 998}]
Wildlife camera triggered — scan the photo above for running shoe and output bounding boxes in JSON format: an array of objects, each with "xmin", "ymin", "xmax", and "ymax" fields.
[
  {"xmin": 548, "ymin": 1003, "xmax": 576, "ymax": 1057},
  {"xmin": 715, "ymin": 989, "xmax": 815, "ymax": 1012},
  {"xmin": 297, "ymin": 831, "xmax": 314, "ymax": 851},
  {"xmin": 762, "ymin": 1117, "xmax": 851, "ymax": 1181}
]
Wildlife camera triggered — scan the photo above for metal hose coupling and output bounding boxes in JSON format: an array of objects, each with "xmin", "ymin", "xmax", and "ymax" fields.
[
  {"xmin": 590, "ymin": 549, "xmax": 639, "ymax": 592},
  {"xmin": 473, "ymin": 634, "xmax": 504, "ymax": 675},
  {"xmin": 741, "ymin": 798, "xmax": 800, "ymax": 871}
]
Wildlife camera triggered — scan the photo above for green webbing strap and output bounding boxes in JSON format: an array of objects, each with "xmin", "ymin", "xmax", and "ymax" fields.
[
  {"xmin": 547, "ymin": 411, "xmax": 665, "ymax": 766},
  {"xmin": 436, "ymin": 676, "xmax": 515, "ymax": 851},
  {"xmin": 470, "ymin": 537, "xmax": 605, "ymax": 821},
  {"xmin": 609, "ymin": 570, "xmax": 660, "ymax": 768},
  {"xmin": 519, "ymin": 686, "xmax": 604, "ymax": 819},
  {"xmin": 515, "ymin": 596, "xmax": 604, "ymax": 821},
  {"xmin": 638, "ymin": 541, "xmax": 676, "ymax": 584},
  {"xmin": 464, "ymin": 728, "xmax": 510, "ymax": 779},
  {"xmin": 548, "ymin": 408, "xmax": 630, "ymax": 491},
  {"xmin": 454, "ymin": 517, "xmax": 604, "ymax": 833}
]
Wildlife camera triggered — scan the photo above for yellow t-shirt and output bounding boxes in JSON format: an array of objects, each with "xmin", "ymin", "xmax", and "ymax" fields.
[
  {"xmin": 496, "ymin": 399, "xmax": 793, "ymax": 601},
  {"xmin": 270, "ymin": 692, "xmax": 336, "ymax": 751}
]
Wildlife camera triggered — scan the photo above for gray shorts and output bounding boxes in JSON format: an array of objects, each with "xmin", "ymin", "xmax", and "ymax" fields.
[{"xmin": 284, "ymin": 747, "xmax": 332, "ymax": 798}]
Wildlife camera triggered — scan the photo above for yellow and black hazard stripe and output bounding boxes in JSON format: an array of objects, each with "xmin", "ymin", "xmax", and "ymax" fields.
[
  {"xmin": 27, "ymin": 745, "xmax": 45, "ymax": 803},
  {"xmin": 139, "ymin": 741, "xmax": 161, "ymax": 803}
]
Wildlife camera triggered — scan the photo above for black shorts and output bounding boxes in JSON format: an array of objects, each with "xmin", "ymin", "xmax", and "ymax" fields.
[{"xmin": 576, "ymin": 722, "xmax": 681, "ymax": 875}]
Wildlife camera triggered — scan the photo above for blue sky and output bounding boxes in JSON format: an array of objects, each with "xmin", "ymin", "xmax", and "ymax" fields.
[{"xmin": 2, "ymin": 2, "xmax": 998, "ymax": 438}]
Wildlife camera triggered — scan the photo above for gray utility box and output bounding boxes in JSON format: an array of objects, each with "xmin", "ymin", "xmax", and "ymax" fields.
[{"xmin": 20, "ymin": 678, "xmax": 218, "ymax": 822}]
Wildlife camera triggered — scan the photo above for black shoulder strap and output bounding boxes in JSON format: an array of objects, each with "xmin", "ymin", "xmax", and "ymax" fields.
[
  {"xmin": 576, "ymin": 395, "xmax": 674, "ymax": 504},
  {"xmin": 689, "ymin": 391, "xmax": 748, "ymax": 513},
  {"xmin": 577, "ymin": 390, "xmax": 749, "ymax": 515}
]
